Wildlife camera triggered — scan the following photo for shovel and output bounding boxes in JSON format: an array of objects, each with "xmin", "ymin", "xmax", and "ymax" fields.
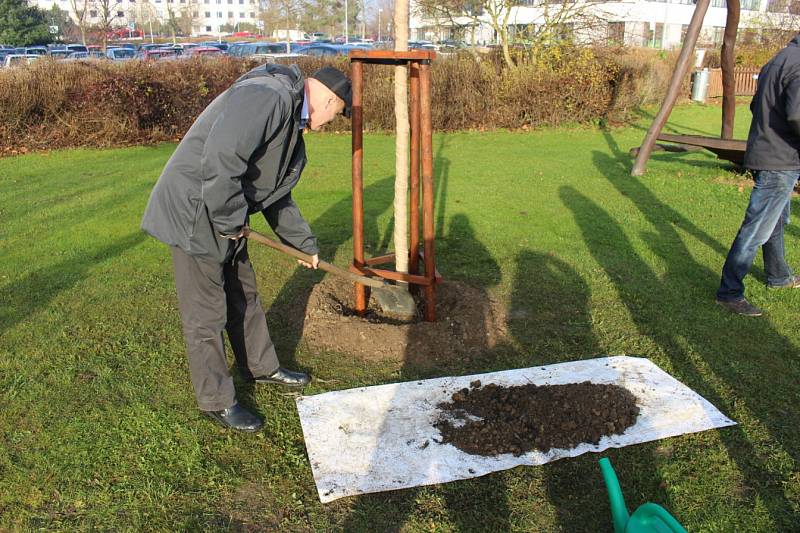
[{"xmin": 245, "ymin": 229, "xmax": 417, "ymax": 319}]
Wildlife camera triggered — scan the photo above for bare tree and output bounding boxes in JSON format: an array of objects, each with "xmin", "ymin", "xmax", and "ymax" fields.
[
  {"xmin": 416, "ymin": 0, "xmax": 615, "ymax": 68},
  {"xmin": 746, "ymin": 1, "xmax": 800, "ymax": 48},
  {"xmin": 67, "ymin": 0, "xmax": 90, "ymax": 45},
  {"xmin": 94, "ymin": 0, "xmax": 123, "ymax": 51},
  {"xmin": 177, "ymin": 1, "xmax": 202, "ymax": 37},
  {"xmin": 128, "ymin": 0, "xmax": 157, "ymax": 42}
]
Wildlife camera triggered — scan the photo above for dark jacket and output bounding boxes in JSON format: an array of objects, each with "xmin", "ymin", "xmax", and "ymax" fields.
[
  {"xmin": 141, "ymin": 64, "xmax": 318, "ymax": 263},
  {"xmin": 744, "ymin": 34, "xmax": 800, "ymax": 170}
]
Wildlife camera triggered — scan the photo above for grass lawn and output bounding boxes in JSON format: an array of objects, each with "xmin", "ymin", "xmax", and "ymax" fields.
[{"xmin": 1, "ymin": 102, "xmax": 799, "ymax": 532}]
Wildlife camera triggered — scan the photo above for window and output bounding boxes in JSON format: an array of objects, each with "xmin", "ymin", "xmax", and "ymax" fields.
[
  {"xmin": 117, "ymin": 10, "xmax": 124, "ymax": 16},
  {"xmin": 206, "ymin": 25, "xmax": 212, "ymax": 31},
  {"xmin": 90, "ymin": 9, "xmax": 97, "ymax": 16},
  {"xmin": 249, "ymin": 11, "xmax": 255, "ymax": 17},
  {"xmin": 228, "ymin": 11, "xmax": 233, "ymax": 18},
  {"xmin": 607, "ymin": 22, "xmax": 625, "ymax": 45},
  {"xmin": 217, "ymin": 11, "xmax": 222, "ymax": 17},
  {"xmin": 239, "ymin": 12, "xmax": 244, "ymax": 17},
  {"xmin": 192, "ymin": 11, "xmax": 198, "ymax": 17},
  {"xmin": 205, "ymin": 11, "xmax": 210, "ymax": 16}
]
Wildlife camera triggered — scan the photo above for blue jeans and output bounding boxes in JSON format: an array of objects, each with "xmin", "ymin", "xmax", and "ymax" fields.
[{"xmin": 717, "ymin": 170, "xmax": 799, "ymax": 301}]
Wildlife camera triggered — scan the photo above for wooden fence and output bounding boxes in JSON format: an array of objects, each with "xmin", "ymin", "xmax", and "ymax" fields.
[{"xmin": 706, "ymin": 67, "xmax": 760, "ymax": 98}]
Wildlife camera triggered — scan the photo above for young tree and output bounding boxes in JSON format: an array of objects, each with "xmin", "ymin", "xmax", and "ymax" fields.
[
  {"xmin": 165, "ymin": 5, "xmax": 181, "ymax": 43},
  {"xmin": 393, "ymin": 0, "xmax": 410, "ymax": 278},
  {"xmin": 67, "ymin": 0, "xmax": 90, "ymax": 45},
  {"xmin": 177, "ymin": 2, "xmax": 201, "ymax": 37},
  {"xmin": 0, "ymin": 0, "xmax": 53, "ymax": 46},
  {"xmin": 95, "ymin": 0, "xmax": 123, "ymax": 51}
]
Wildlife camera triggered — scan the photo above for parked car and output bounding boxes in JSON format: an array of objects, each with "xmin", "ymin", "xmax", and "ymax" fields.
[
  {"xmin": 159, "ymin": 45, "xmax": 185, "ymax": 56},
  {"xmin": 24, "ymin": 46, "xmax": 48, "ymax": 56},
  {"xmin": 294, "ymin": 43, "xmax": 351, "ymax": 57},
  {"xmin": 2, "ymin": 54, "xmax": 41, "ymax": 68},
  {"xmin": 106, "ymin": 48, "xmax": 136, "ymax": 61},
  {"xmin": 226, "ymin": 41, "xmax": 253, "ymax": 57},
  {"xmin": 65, "ymin": 44, "xmax": 88, "ymax": 53},
  {"xmin": 201, "ymin": 41, "xmax": 228, "ymax": 52},
  {"xmin": 49, "ymin": 49, "xmax": 72, "ymax": 60},
  {"xmin": 135, "ymin": 49, "xmax": 177, "ymax": 61},
  {"xmin": 65, "ymin": 51, "xmax": 107, "ymax": 61},
  {"xmin": 137, "ymin": 43, "xmax": 168, "ymax": 52},
  {"xmin": 182, "ymin": 46, "xmax": 224, "ymax": 59}
]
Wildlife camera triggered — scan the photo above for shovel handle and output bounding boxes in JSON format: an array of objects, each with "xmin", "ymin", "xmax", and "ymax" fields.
[{"xmin": 246, "ymin": 230, "xmax": 386, "ymax": 289}]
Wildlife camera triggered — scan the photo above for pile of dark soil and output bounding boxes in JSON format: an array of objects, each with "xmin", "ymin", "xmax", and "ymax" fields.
[
  {"xmin": 435, "ymin": 381, "xmax": 640, "ymax": 456},
  {"xmin": 300, "ymin": 277, "xmax": 508, "ymax": 363}
]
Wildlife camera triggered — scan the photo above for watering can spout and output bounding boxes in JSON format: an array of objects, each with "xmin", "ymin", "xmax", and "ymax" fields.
[{"xmin": 599, "ymin": 457, "xmax": 631, "ymax": 533}]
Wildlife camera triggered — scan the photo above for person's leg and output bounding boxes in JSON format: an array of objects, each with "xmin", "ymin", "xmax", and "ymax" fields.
[
  {"xmin": 171, "ymin": 246, "xmax": 236, "ymax": 411},
  {"xmin": 223, "ymin": 240, "xmax": 280, "ymax": 380},
  {"xmin": 717, "ymin": 170, "xmax": 798, "ymax": 301},
  {"xmin": 763, "ymin": 191, "xmax": 795, "ymax": 286}
]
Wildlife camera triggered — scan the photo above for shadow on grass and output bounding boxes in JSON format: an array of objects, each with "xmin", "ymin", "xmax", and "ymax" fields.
[
  {"xmin": 0, "ymin": 232, "xmax": 146, "ymax": 335},
  {"xmin": 584, "ymin": 127, "xmax": 800, "ymax": 528},
  {"xmin": 336, "ymin": 136, "xmax": 514, "ymax": 532},
  {"xmin": 560, "ymin": 179, "xmax": 799, "ymax": 528},
  {"xmin": 265, "ymin": 176, "xmax": 396, "ymax": 370}
]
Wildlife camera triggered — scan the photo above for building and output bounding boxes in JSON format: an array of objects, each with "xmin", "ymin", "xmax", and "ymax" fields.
[
  {"xmin": 31, "ymin": 0, "xmax": 263, "ymax": 37},
  {"xmin": 411, "ymin": 0, "xmax": 800, "ymax": 49}
]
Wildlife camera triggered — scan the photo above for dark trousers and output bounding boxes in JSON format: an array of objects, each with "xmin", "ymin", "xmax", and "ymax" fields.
[
  {"xmin": 171, "ymin": 241, "xmax": 280, "ymax": 411},
  {"xmin": 717, "ymin": 169, "xmax": 799, "ymax": 301}
]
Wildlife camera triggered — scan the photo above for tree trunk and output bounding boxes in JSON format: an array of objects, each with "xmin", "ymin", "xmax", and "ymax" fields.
[
  {"xmin": 501, "ymin": 28, "xmax": 514, "ymax": 68},
  {"xmin": 721, "ymin": 1, "xmax": 740, "ymax": 140},
  {"xmin": 393, "ymin": 0, "xmax": 410, "ymax": 278}
]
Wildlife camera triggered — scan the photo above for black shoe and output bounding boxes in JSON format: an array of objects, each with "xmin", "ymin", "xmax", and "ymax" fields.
[
  {"xmin": 202, "ymin": 403, "xmax": 263, "ymax": 432},
  {"xmin": 767, "ymin": 275, "xmax": 800, "ymax": 289},
  {"xmin": 715, "ymin": 297, "xmax": 763, "ymax": 317},
  {"xmin": 251, "ymin": 367, "xmax": 311, "ymax": 387}
]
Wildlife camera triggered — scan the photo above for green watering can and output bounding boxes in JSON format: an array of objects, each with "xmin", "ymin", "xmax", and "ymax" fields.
[{"xmin": 599, "ymin": 458, "xmax": 687, "ymax": 533}]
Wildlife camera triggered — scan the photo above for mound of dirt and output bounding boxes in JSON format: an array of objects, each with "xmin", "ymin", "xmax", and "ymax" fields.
[
  {"xmin": 299, "ymin": 277, "xmax": 508, "ymax": 363},
  {"xmin": 434, "ymin": 381, "xmax": 640, "ymax": 456}
]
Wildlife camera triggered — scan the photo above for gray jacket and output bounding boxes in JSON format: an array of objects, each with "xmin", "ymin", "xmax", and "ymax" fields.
[
  {"xmin": 744, "ymin": 34, "xmax": 800, "ymax": 170},
  {"xmin": 141, "ymin": 64, "xmax": 318, "ymax": 263}
]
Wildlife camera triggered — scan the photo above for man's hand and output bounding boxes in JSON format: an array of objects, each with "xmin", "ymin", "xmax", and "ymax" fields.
[
  {"xmin": 221, "ymin": 226, "xmax": 250, "ymax": 241},
  {"xmin": 298, "ymin": 254, "xmax": 319, "ymax": 269}
]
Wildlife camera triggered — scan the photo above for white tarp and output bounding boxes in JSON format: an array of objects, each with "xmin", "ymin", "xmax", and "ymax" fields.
[{"xmin": 295, "ymin": 356, "xmax": 736, "ymax": 503}]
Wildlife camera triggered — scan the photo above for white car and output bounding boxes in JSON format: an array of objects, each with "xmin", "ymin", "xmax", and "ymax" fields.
[{"xmin": 2, "ymin": 54, "xmax": 41, "ymax": 68}]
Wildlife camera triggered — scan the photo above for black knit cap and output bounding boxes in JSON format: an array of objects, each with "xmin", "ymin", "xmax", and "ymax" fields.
[{"xmin": 310, "ymin": 66, "xmax": 352, "ymax": 118}]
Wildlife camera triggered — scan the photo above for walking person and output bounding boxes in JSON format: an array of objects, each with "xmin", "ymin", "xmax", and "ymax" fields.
[
  {"xmin": 716, "ymin": 34, "xmax": 800, "ymax": 316},
  {"xmin": 141, "ymin": 64, "xmax": 351, "ymax": 430}
]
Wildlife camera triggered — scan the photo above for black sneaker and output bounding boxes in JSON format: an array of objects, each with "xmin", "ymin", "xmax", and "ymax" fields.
[
  {"xmin": 202, "ymin": 403, "xmax": 263, "ymax": 432},
  {"xmin": 767, "ymin": 275, "xmax": 800, "ymax": 289},
  {"xmin": 715, "ymin": 297, "xmax": 763, "ymax": 317}
]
